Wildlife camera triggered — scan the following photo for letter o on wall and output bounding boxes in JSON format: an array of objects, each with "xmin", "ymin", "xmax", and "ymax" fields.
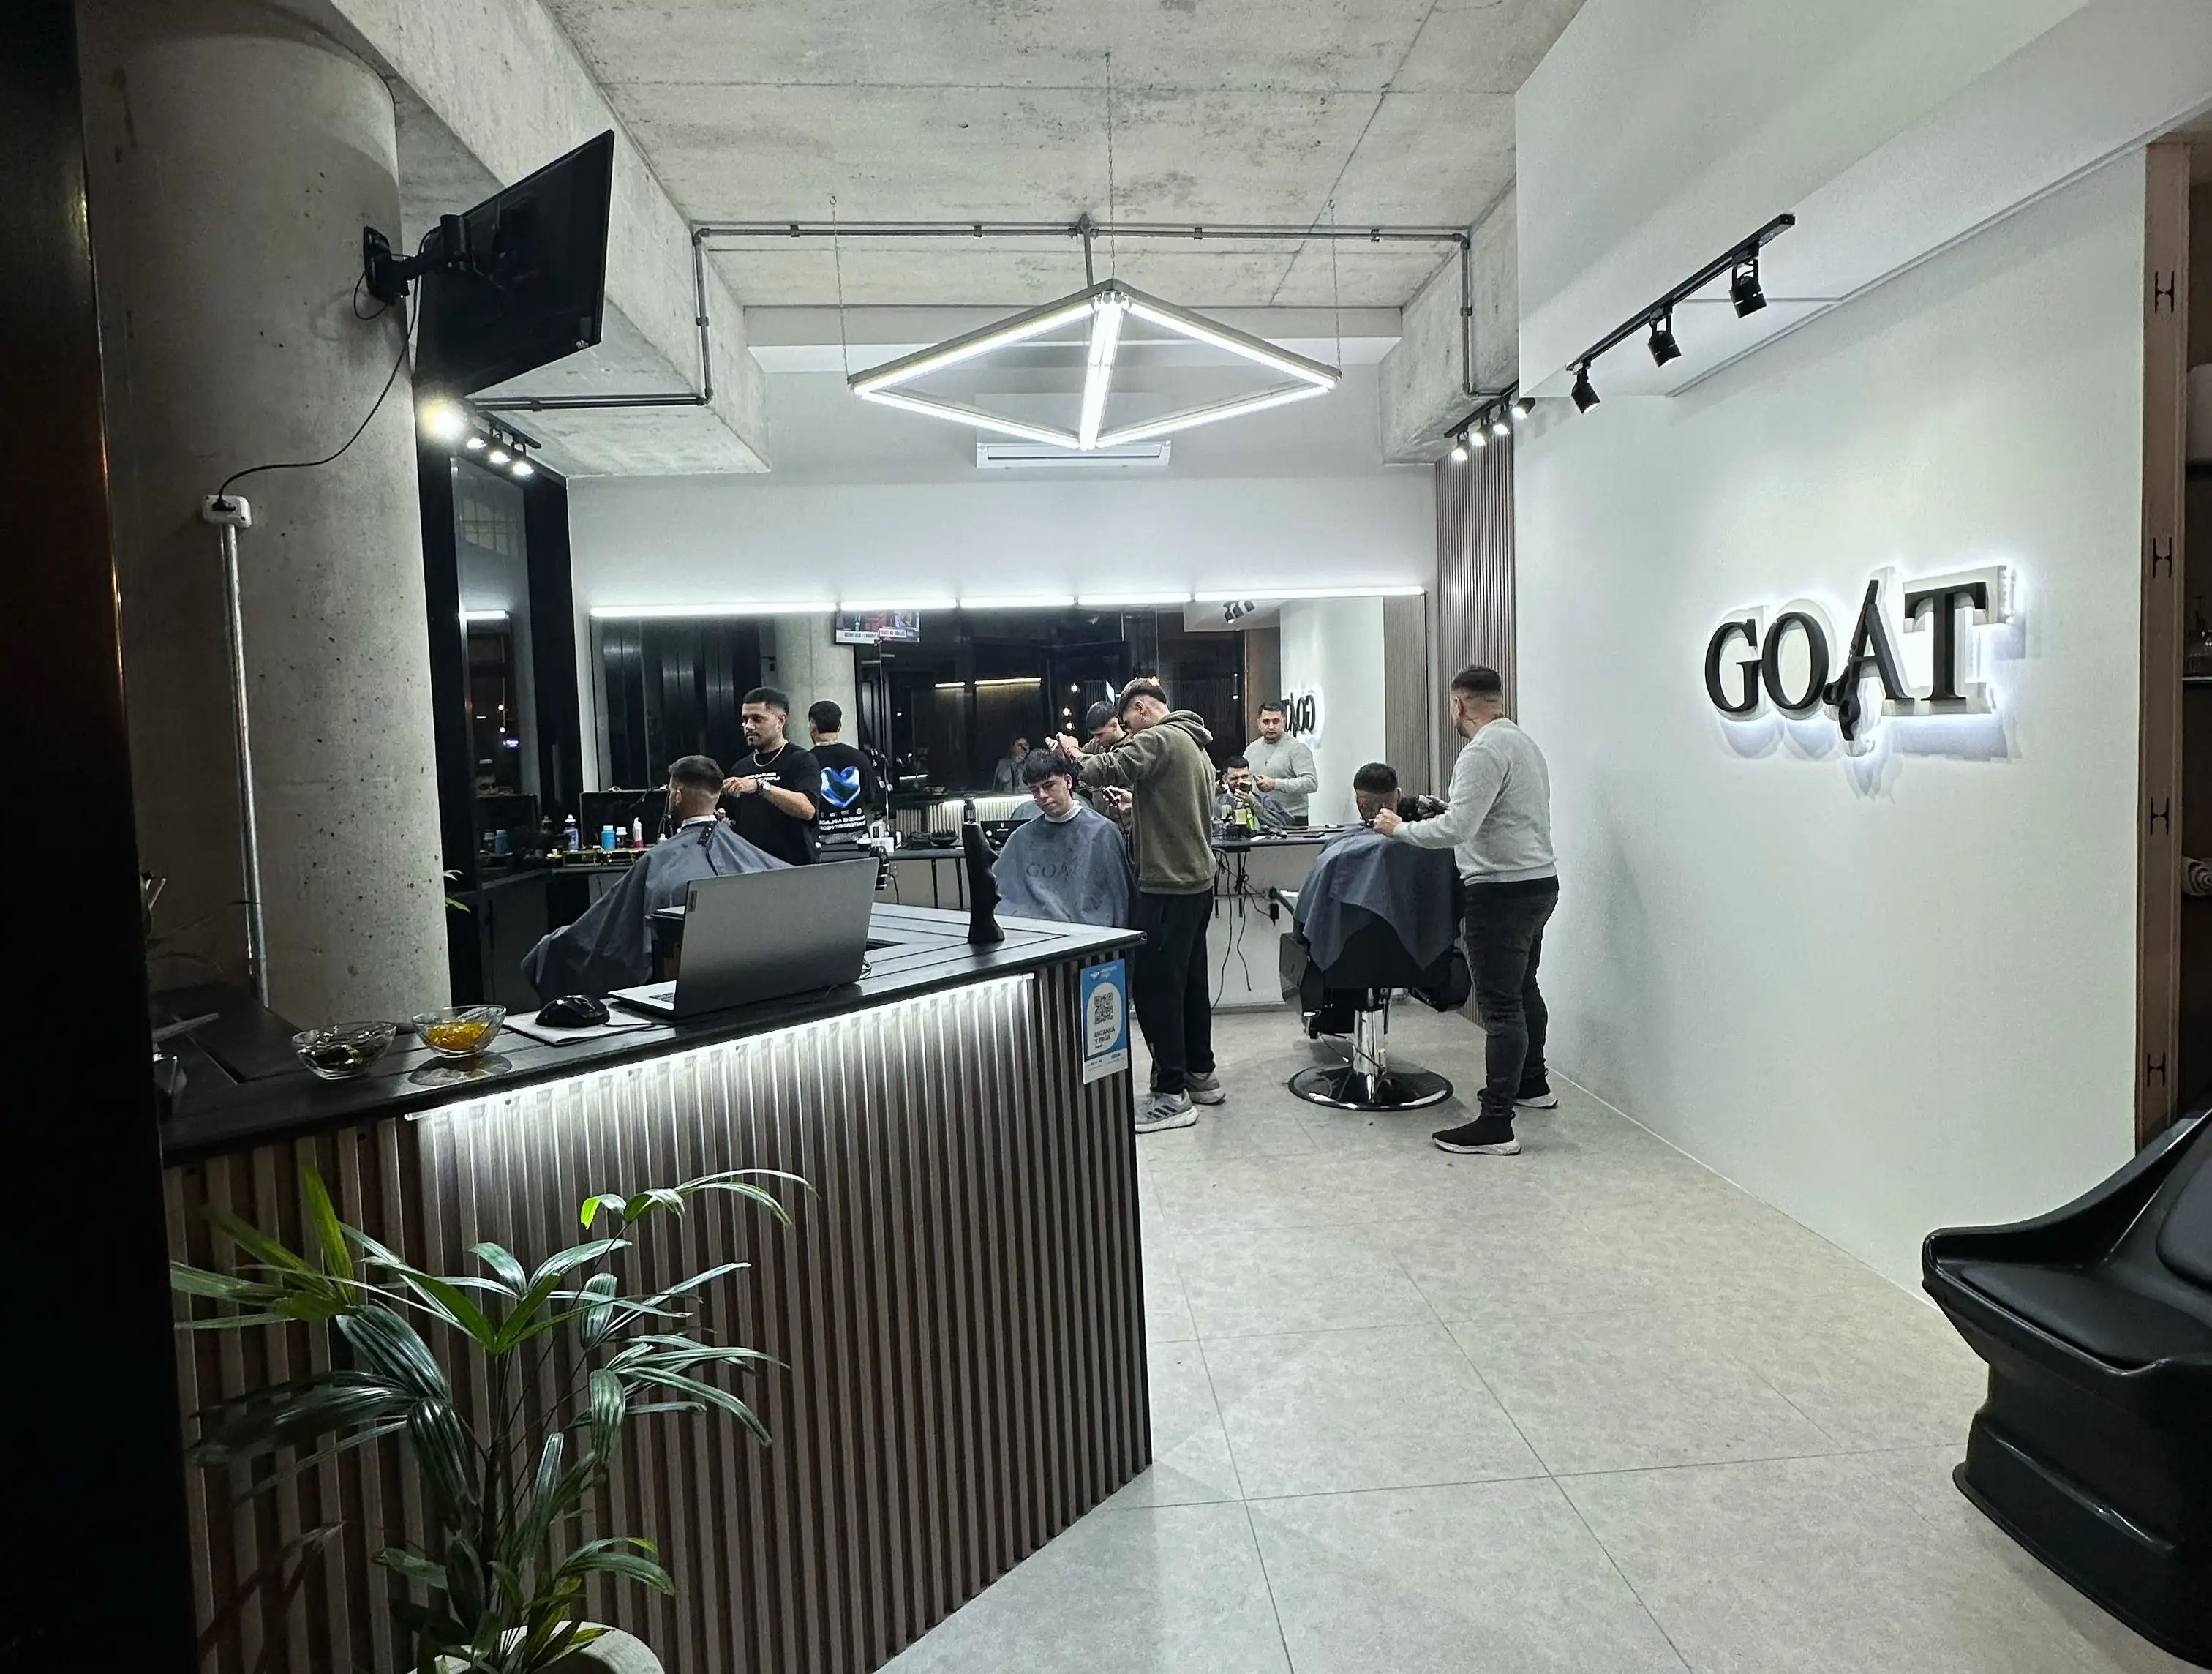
[
  {"xmin": 1704, "ymin": 618, "xmax": 1761, "ymax": 716},
  {"xmin": 1761, "ymin": 611, "xmax": 1830, "ymax": 713}
]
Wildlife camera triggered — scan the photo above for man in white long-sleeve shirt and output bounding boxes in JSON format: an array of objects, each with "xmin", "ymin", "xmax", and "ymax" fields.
[{"xmin": 1373, "ymin": 664, "xmax": 1557, "ymax": 1157}]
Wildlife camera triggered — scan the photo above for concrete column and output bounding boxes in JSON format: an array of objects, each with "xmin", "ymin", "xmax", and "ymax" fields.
[
  {"xmin": 767, "ymin": 615, "xmax": 860, "ymax": 742},
  {"xmin": 80, "ymin": 0, "xmax": 448, "ymax": 1024}
]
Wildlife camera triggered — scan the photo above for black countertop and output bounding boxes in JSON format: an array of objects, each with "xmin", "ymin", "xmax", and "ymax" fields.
[{"xmin": 159, "ymin": 904, "xmax": 1137, "ymax": 1165}]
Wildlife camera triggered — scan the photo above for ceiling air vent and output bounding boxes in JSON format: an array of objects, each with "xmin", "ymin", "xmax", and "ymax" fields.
[{"xmin": 975, "ymin": 440, "xmax": 1172, "ymax": 470}]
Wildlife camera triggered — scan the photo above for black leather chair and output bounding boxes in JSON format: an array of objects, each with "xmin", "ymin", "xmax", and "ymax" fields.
[
  {"xmin": 1278, "ymin": 896, "xmax": 1469, "ymax": 1111},
  {"xmin": 1923, "ymin": 1109, "xmax": 2212, "ymax": 1664}
]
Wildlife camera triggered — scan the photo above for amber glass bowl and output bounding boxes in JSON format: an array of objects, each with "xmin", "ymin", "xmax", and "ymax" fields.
[{"xmin": 410, "ymin": 1005, "xmax": 508, "ymax": 1061}]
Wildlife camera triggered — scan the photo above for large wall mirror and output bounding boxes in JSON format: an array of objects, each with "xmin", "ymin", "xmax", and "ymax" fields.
[{"xmin": 589, "ymin": 591, "xmax": 1429, "ymax": 827}]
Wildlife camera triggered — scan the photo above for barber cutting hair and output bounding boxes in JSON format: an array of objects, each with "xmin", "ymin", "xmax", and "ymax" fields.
[
  {"xmin": 1058, "ymin": 679, "xmax": 1221, "ymax": 1131},
  {"xmin": 523, "ymin": 756, "xmax": 787, "ymax": 999},
  {"xmin": 721, "ymin": 687, "xmax": 823, "ymax": 866},
  {"xmin": 1374, "ymin": 666, "xmax": 1557, "ymax": 1157}
]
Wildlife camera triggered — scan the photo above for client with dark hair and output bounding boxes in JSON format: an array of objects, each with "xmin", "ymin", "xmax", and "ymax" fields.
[
  {"xmin": 1216, "ymin": 757, "xmax": 1292, "ymax": 832},
  {"xmin": 990, "ymin": 750, "xmax": 1135, "ymax": 928},
  {"xmin": 523, "ymin": 755, "xmax": 787, "ymax": 999},
  {"xmin": 1352, "ymin": 762, "xmax": 1445, "ymax": 825}
]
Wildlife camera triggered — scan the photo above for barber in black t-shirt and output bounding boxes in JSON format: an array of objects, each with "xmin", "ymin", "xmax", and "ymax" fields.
[
  {"xmin": 719, "ymin": 686, "xmax": 821, "ymax": 865},
  {"xmin": 807, "ymin": 699, "xmax": 877, "ymax": 843}
]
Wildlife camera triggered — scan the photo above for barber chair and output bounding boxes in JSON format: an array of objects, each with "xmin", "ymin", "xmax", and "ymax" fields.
[
  {"xmin": 1923, "ymin": 1109, "xmax": 2212, "ymax": 1664},
  {"xmin": 1279, "ymin": 896, "xmax": 1467, "ymax": 1111}
]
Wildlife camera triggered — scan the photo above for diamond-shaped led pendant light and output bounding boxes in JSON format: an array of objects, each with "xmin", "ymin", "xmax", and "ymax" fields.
[{"xmin": 848, "ymin": 279, "xmax": 1340, "ymax": 450}]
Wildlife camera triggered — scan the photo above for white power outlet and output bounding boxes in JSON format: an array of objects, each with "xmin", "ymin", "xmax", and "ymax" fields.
[{"xmin": 200, "ymin": 494, "xmax": 253, "ymax": 528}]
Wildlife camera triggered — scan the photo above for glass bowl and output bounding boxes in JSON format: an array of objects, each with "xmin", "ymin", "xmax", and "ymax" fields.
[
  {"xmin": 293, "ymin": 1021, "xmax": 399, "ymax": 1081},
  {"xmin": 411, "ymin": 1005, "xmax": 507, "ymax": 1061}
]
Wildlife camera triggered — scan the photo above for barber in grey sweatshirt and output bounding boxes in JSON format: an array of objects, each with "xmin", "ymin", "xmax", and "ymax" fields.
[
  {"xmin": 1244, "ymin": 700, "xmax": 1319, "ymax": 823},
  {"xmin": 1372, "ymin": 664, "xmax": 1557, "ymax": 1156}
]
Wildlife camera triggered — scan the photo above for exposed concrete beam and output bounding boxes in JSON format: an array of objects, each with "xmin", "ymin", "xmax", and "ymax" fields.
[
  {"xmin": 1377, "ymin": 189, "xmax": 1517, "ymax": 463},
  {"xmin": 298, "ymin": 0, "xmax": 768, "ymax": 477}
]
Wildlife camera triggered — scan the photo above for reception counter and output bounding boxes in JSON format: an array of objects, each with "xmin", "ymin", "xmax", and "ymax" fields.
[{"xmin": 165, "ymin": 905, "xmax": 1147, "ymax": 1674}]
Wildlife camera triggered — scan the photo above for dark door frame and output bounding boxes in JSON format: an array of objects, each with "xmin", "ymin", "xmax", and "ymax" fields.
[{"xmin": 1, "ymin": 2, "xmax": 196, "ymax": 1664}]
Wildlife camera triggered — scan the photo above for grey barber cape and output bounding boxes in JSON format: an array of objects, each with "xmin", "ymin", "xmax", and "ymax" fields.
[
  {"xmin": 1294, "ymin": 828, "xmax": 1459, "ymax": 970},
  {"xmin": 523, "ymin": 817, "xmax": 789, "ymax": 999},
  {"xmin": 991, "ymin": 803, "xmax": 1135, "ymax": 928}
]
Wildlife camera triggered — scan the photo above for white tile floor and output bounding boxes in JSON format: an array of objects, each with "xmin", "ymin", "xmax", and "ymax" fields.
[{"xmin": 884, "ymin": 1007, "xmax": 2191, "ymax": 1673}]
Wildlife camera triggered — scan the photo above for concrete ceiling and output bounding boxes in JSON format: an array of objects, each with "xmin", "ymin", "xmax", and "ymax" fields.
[{"xmin": 546, "ymin": 0, "xmax": 1584, "ymax": 309}]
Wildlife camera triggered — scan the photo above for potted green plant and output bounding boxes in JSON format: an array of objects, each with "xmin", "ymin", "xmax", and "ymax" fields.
[{"xmin": 172, "ymin": 1163, "xmax": 803, "ymax": 1673}]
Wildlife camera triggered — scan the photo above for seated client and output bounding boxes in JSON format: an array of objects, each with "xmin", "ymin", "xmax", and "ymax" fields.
[
  {"xmin": 1352, "ymin": 761, "xmax": 1444, "ymax": 826},
  {"xmin": 1295, "ymin": 822, "xmax": 1462, "ymax": 986},
  {"xmin": 991, "ymin": 749, "xmax": 1135, "ymax": 927},
  {"xmin": 1216, "ymin": 757, "xmax": 1293, "ymax": 832},
  {"xmin": 523, "ymin": 754, "xmax": 788, "ymax": 999}
]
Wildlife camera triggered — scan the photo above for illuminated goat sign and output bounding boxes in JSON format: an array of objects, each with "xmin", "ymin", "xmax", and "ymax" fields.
[{"xmin": 1703, "ymin": 566, "xmax": 2012, "ymax": 743}]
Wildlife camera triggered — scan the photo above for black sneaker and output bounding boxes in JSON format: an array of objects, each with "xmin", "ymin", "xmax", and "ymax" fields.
[
  {"xmin": 1515, "ymin": 1081, "xmax": 1560, "ymax": 1111},
  {"xmin": 1432, "ymin": 1114, "xmax": 1521, "ymax": 1155}
]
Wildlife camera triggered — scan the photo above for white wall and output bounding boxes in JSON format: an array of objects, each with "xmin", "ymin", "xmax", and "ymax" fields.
[
  {"xmin": 1514, "ymin": 155, "xmax": 2146, "ymax": 1288},
  {"xmin": 1279, "ymin": 596, "xmax": 1386, "ymax": 827},
  {"xmin": 1516, "ymin": 0, "xmax": 2084, "ymax": 383},
  {"xmin": 566, "ymin": 363, "xmax": 1434, "ymax": 609}
]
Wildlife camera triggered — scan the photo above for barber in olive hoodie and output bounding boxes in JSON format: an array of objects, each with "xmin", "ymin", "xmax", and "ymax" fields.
[{"xmin": 1060, "ymin": 679, "xmax": 1220, "ymax": 1132}]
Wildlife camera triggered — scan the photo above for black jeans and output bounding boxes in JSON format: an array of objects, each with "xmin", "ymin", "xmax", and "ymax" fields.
[
  {"xmin": 1132, "ymin": 890, "xmax": 1216, "ymax": 1095},
  {"xmin": 1463, "ymin": 879, "xmax": 1559, "ymax": 1121}
]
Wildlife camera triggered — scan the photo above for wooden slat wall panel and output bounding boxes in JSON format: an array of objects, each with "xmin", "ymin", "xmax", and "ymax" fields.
[
  {"xmin": 1382, "ymin": 594, "xmax": 1433, "ymax": 797},
  {"xmin": 2140, "ymin": 141, "xmax": 2189, "ymax": 1146},
  {"xmin": 169, "ymin": 964, "xmax": 1148, "ymax": 1673},
  {"xmin": 1434, "ymin": 435, "xmax": 1517, "ymax": 781}
]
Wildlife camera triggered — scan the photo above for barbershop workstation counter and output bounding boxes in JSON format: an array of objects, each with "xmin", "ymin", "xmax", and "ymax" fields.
[{"xmin": 162, "ymin": 904, "xmax": 1151, "ymax": 1674}]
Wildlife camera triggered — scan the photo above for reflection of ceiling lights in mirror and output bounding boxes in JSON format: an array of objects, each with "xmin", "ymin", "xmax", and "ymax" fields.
[
  {"xmin": 851, "ymin": 279, "xmax": 1339, "ymax": 451},
  {"xmin": 588, "ymin": 602, "xmax": 838, "ymax": 618}
]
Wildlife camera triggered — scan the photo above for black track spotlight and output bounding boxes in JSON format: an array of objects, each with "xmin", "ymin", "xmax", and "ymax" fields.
[
  {"xmin": 1729, "ymin": 255, "xmax": 1767, "ymax": 318},
  {"xmin": 1570, "ymin": 363, "xmax": 1599, "ymax": 413},
  {"xmin": 1512, "ymin": 396, "xmax": 1535, "ymax": 421},
  {"xmin": 1448, "ymin": 431, "xmax": 1470, "ymax": 463},
  {"xmin": 1647, "ymin": 309, "xmax": 1680, "ymax": 368},
  {"xmin": 1489, "ymin": 409, "xmax": 1511, "ymax": 439}
]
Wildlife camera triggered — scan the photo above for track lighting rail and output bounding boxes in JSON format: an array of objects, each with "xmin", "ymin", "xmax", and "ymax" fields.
[{"xmin": 1560, "ymin": 213, "xmax": 1796, "ymax": 407}]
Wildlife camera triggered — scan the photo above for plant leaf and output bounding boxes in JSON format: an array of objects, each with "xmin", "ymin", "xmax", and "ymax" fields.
[
  {"xmin": 622, "ymin": 1367, "xmax": 772, "ymax": 1446},
  {"xmin": 299, "ymin": 1166, "xmax": 356, "ymax": 1292},
  {"xmin": 372, "ymin": 1546, "xmax": 448, "ymax": 1590},
  {"xmin": 468, "ymin": 1241, "xmax": 527, "ymax": 1295},
  {"xmin": 588, "ymin": 1367, "xmax": 626, "ymax": 1460},
  {"xmin": 203, "ymin": 1203, "xmax": 315, "ymax": 1275},
  {"xmin": 579, "ymin": 1192, "xmax": 630, "ymax": 1230}
]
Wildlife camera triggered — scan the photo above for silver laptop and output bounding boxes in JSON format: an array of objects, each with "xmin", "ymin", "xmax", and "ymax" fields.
[{"xmin": 612, "ymin": 858, "xmax": 878, "ymax": 1018}]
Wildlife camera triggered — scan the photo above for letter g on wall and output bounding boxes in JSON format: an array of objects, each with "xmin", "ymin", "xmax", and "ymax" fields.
[{"xmin": 1704, "ymin": 614, "xmax": 1762, "ymax": 716}]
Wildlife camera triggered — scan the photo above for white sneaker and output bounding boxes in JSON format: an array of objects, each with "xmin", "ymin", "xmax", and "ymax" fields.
[
  {"xmin": 1137, "ymin": 1091, "xmax": 1198, "ymax": 1133},
  {"xmin": 1186, "ymin": 1072, "xmax": 1225, "ymax": 1106}
]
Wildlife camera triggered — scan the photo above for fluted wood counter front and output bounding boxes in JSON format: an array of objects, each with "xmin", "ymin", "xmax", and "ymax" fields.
[{"xmin": 166, "ymin": 911, "xmax": 1148, "ymax": 1673}]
